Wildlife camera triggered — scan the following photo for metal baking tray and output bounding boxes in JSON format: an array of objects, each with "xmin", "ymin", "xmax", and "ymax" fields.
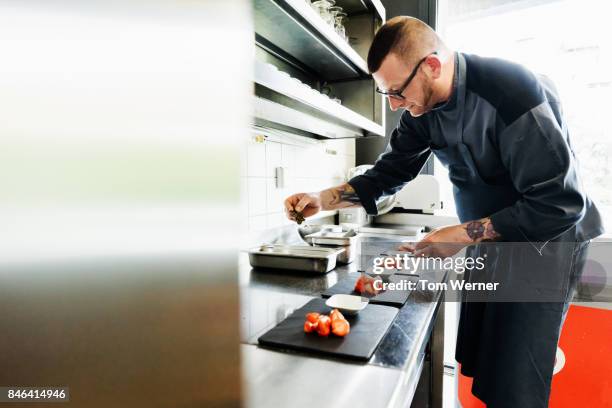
[
  {"xmin": 248, "ymin": 245, "xmax": 344, "ymax": 274},
  {"xmin": 312, "ymin": 243, "xmax": 355, "ymax": 264},
  {"xmin": 304, "ymin": 229, "xmax": 358, "ymax": 264},
  {"xmin": 304, "ymin": 229, "xmax": 358, "ymax": 246}
]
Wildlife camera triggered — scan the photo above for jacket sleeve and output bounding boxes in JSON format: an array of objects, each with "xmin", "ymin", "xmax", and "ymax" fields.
[
  {"xmin": 348, "ymin": 112, "xmax": 431, "ymax": 215},
  {"xmin": 489, "ymin": 102, "xmax": 586, "ymax": 242}
]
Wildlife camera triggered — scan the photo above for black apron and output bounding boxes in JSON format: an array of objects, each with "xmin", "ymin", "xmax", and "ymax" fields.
[{"xmin": 432, "ymin": 55, "xmax": 590, "ymax": 407}]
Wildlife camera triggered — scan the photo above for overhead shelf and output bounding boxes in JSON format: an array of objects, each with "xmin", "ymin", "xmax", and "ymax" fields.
[
  {"xmin": 254, "ymin": 0, "xmax": 373, "ymax": 81},
  {"xmin": 254, "ymin": 60, "xmax": 384, "ymax": 138},
  {"xmin": 338, "ymin": 0, "xmax": 385, "ymax": 19}
]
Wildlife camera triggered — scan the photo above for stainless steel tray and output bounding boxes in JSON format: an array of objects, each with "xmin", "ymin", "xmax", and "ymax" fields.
[
  {"xmin": 248, "ymin": 245, "xmax": 343, "ymax": 274},
  {"xmin": 304, "ymin": 229, "xmax": 358, "ymax": 264},
  {"xmin": 311, "ymin": 244, "xmax": 354, "ymax": 264},
  {"xmin": 304, "ymin": 229, "xmax": 358, "ymax": 246}
]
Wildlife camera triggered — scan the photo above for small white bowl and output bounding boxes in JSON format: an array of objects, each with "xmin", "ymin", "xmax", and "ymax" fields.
[{"xmin": 325, "ymin": 294, "xmax": 368, "ymax": 315}]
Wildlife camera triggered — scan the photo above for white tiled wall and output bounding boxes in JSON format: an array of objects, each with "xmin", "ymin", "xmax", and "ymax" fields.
[{"xmin": 240, "ymin": 131, "xmax": 356, "ymax": 233}]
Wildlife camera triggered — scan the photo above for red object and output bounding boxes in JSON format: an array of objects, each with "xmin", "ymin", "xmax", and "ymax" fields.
[
  {"xmin": 355, "ymin": 276, "xmax": 365, "ymax": 293},
  {"xmin": 458, "ymin": 371, "xmax": 486, "ymax": 408},
  {"xmin": 354, "ymin": 275, "xmax": 382, "ymax": 296},
  {"xmin": 330, "ymin": 309, "xmax": 345, "ymax": 322},
  {"xmin": 316, "ymin": 315, "xmax": 331, "ymax": 336},
  {"xmin": 331, "ymin": 319, "xmax": 350, "ymax": 337},
  {"xmin": 549, "ymin": 305, "xmax": 612, "ymax": 407},
  {"xmin": 458, "ymin": 305, "xmax": 612, "ymax": 407},
  {"xmin": 303, "ymin": 321, "xmax": 316, "ymax": 333},
  {"xmin": 306, "ymin": 312, "xmax": 320, "ymax": 323},
  {"xmin": 304, "ymin": 310, "xmax": 350, "ymax": 337}
]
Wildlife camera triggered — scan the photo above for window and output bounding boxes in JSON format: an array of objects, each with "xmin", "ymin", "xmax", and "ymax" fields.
[{"xmin": 437, "ymin": 0, "xmax": 612, "ymax": 232}]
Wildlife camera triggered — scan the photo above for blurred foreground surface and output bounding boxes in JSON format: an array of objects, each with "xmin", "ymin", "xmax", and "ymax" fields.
[{"xmin": 0, "ymin": 1, "xmax": 250, "ymax": 406}]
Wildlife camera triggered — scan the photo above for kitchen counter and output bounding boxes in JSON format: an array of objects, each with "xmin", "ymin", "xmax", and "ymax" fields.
[{"xmin": 240, "ymin": 233, "xmax": 448, "ymax": 408}]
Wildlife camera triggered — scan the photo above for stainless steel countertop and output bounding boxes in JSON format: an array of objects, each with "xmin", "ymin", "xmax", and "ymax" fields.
[
  {"xmin": 240, "ymin": 232, "xmax": 448, "ymax": 408},
  {"xmin": 242, "ymin": 344, "xmax": 403, "ymax": 408}
]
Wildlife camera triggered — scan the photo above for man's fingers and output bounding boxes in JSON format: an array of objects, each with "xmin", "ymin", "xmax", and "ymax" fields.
[
  {"xmin": 286, "ymin": 209, "xmax": 295, "ymax": 221},
  {"xmin": 398, "ymin": 243, "xmax": 416, "ymax": 252},
  {"xmin": 413, "ymin": 245, "xmax": 426, "ymax": 257},
  {"xmin": 415, "ymin": 238, "xmax": 432, "ymax": 250},
  {"xmin": 295, "ymin": 195, "xmax": 311, "ymax": 213},
  {"xmin": 284, "ymin": 194, "xmax": 306, "ymax": 220},
  {"xmin": 414, "ymin": 245, "xmax": 435, "ymax": 258},
  {"xmin": 284, "ymin": 196, "xmax": 297, "ymax": 213}
]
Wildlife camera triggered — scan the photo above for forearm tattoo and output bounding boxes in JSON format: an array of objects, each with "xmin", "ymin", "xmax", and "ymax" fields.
[
  {"xmin": 464, "ymin": 218, "xmax": 501, "ymax": 242},
  {"xmin": 340, "ymin": 183, "xmax": 361, "ymax": 203},
  {"xmin": 329, "ymin": 183, "xmax": 361, "ymax": 205}
]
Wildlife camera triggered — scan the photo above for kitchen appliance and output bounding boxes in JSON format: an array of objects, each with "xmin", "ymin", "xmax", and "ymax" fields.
[
  {"xmin": 338, "ymin": 207, "xmax": 369, "ymax": 226},
  {"xmin": 258, "ymin": 297, "xmax": 398, "ymax": 361},
  {"xmin": 393, "ymin": 174, "xmax": 442, "ymax": 214},
  {"xmin": 339, "ymin": 165, "xmax": 396, "ymax": 228},
  {"xmin": 322, "ymin": 273, "xmax": 419, "ymax": 307},
  {"xmin": 340, "ymin": 173, "xmax": 445, "ymax": 238}
]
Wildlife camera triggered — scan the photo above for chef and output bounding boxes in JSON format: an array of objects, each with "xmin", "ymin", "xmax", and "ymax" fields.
[{"xmin": 284, "ymin": 16, "xmax": 604, "ymax": 407}]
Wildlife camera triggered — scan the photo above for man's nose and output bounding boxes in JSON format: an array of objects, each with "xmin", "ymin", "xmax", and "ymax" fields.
[{"xmin": 388, "ymin": 96, "xmax": 404, "ymax": 111}]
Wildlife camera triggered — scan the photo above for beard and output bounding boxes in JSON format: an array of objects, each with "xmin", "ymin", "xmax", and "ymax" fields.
[
  {"xmin": 406, "ymin": 77, "xmax": 436, "ymax": 118},
  {"xmin": 421, "ymin": 78, "xmax": 435, "ymax": 110}
]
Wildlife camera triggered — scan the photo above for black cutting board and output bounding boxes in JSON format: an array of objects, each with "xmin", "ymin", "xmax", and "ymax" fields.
[
  {"xmin": 258, "ymin": 298, "xmax": 398, "ymax": 361},
  {"xmin": 322, "ymin": 273, "xmax": 418, "ymax": 307}
]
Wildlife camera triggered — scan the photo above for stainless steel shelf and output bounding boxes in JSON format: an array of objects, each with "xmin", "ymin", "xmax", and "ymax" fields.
[
  {"xmin": 254, "ymin": 0, "xmax": 377, "ymax": 81},
  {"xmin": 254, "ymin": 61, "xmax": 384, "ymax": 138}
]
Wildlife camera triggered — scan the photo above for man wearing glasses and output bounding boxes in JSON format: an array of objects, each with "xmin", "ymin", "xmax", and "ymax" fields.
[{"xmin": 285, "ymin": 16, "xmax": 602, "ymax": 407}]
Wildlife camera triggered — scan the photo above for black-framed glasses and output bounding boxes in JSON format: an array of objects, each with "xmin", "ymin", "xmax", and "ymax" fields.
[{"xmin": 375, "ymin": 51, "xmax": 438, "ymax": 101}]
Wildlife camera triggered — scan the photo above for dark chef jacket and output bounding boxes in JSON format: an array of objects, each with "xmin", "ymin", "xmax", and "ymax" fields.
[
  {"xmin": 348, "ymin": 53, "xmax": 604, "ymax": 407},
  {"xmin": 349, "ymin": 52, "xmax": 602, "ymax": 243}
]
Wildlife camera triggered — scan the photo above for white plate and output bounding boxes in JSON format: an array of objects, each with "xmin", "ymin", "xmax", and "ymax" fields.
[{"xmin": 325, "ymin": 294, "xmax": 368, "ymax": 315}]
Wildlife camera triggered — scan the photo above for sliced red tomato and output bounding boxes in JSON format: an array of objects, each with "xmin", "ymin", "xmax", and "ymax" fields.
[
  {"xmin": 316, "ymin": 315, "xmax": 331, "ymax": 336},
  {"xmin": 355, "ymin": 274, "xmax": 382, "ymax": 295},
  {"xmin": 305, "ymin": 312, "xmax": 320, "ymax": 323},
  {"xmin": 304, "ymin": 320, "xmax": 316, "ymax": 333},
  {"xmin": 330, "ymin": 309, "xmax": 345, "ymax": 322},
  {"xmin": 371, "ymin": 276, "xmax": 383, "ymax": 294},
  {"xmin": 354, "ymin": 275, "xmax": 366, "ymax": 293},
  {"xmin": 331, "ymin": 319, "xmax": 350, "ymax": 337}
]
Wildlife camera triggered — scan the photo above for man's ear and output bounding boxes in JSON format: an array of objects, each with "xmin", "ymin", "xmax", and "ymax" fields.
[{"xmin": 425, "ymin": 54, "xmax": 442, "ymax": 79}]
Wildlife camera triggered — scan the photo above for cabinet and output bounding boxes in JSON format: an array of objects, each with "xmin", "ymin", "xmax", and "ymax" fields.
[{"xmin": 253, "ymin": 0, "xmax": 386, "ymax": 139}]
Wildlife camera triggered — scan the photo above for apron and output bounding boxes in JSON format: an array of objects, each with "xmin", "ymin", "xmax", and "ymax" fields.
[{"xmin": 431, "ymin": 55, "xmax": 589, "ymax": 407}]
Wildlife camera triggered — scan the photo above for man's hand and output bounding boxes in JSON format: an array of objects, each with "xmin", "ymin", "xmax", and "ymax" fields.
[
  {"xmin": 284, "ymin": 183, "xmax": 362, "ymax": 222},
  {"xmin": 284, "ymin": 192, "xmax": 322, "ymax": 221},
  {"xmin": 401, "ymin": 225, "xmax": 468, "ymax": 258},
  {"xmin": 399, "ymin": 218, "xmax": 501, "ymax": 258}
]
